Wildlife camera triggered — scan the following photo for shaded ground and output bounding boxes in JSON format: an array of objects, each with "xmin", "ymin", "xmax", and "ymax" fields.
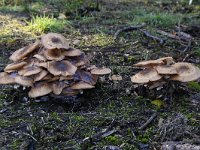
[{"xmin": 0, "ymin": 0, "xmax": 200, "ymax": 149}]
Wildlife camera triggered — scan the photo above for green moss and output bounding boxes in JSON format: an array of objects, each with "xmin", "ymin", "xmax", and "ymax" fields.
[
  {"xmin": 81, "ymin": 33, "xmax": 114, "ymax": 47},
  {"xmin": 194, "ymin": 48, "xmax": 200, "ymax": 57},
  {"xmin": 104, "ymin": 135, "xmax": 123, "ymax": 145},
  {"xmin": 188, "ymin": 81, "xmax": 200, "ymax": 91}
]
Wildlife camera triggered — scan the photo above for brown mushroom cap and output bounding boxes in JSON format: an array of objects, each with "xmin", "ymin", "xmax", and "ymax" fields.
[
  {"xmin": 33, "ymin": 54, "xmax": 47, "ymax": 61},
  {"xmin": 9, "ymin": 40, "xmax": 40, "ymax": 62},
  {"xmin": 28, "ymin": 82, "xmax": 52, "ymax": 98},
  {"xmin": 52, "ymin": 81, "xmax": 68, "ymax": 95},
  {"xmin": 69, "ymin": 54, "xmax": 89, "ymax": 67},
  {"xmin": 63, "ymin": 47, "xmax": 83, "ymax": 57},
  {"xmin": 0, "ymin": 72, "xmax": 16, "ymax": 84},
  {"xmin": 91, "ymin": 67, "xmax": 111, "ymax": 75},
  {"xmin": 71, "ymin": 81, "xmax": 95, "ymax": 89},
  {"xmin": 35, "ymin": 62, "xmax": 48, "ymax": 68},
  {"xmin": 170, "ymin": 62, "xmax": 200, "ymax": 82},
  {"xmin": 134, "ymin": 59, "xmax": 164, "ymax": 67},
  {"xmin": 41, "ymin": 33, "xmax": 70, "ymax": 50},
  {"xmin": 157, "ymin": 57, "xmax": 175, "ymax": 65},
  {"xmin": 4, "ymin": 61, "xmax": 27, "ymax": 72},
  {"xmin": 18, "ymin": 66, "xmax": 42, "ymax": 76},
  {"xmin": 61, "ymin": 87, "xmax": 79, "ymax": 96},
  {"xmin": 155, "ymin": 65, "xmax": 178, "ymax": 75},
  {"xmin": 43, "ymin": 49, "xmax": 65, "ymax": 61},
  {"xmin": 73, "ymin": 70, "xmax": 97, "ymax": 85},
  {"xmin": 47, "ymin": 60, "xmax": 77, "ymax": 76},
  {"xmin": 34, "ymin": 70, "xmax": 48, "ymax": 81},
  {"xmin": 131, "ymin": 68, "xmax": 162, "ymax": 83},
  {"xmin": 15, "ymin": 76, "xmax": 33, "ymax": 87}
]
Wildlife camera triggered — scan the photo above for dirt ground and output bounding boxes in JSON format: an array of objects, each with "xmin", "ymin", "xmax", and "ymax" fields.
[{"xmin": 0, "ymin": 0, "xmax": 200, "ymax": 149}]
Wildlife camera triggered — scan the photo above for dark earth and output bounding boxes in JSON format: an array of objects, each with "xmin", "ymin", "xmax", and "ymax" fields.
[{"xmin": 0, "ymin": 0, "xmax": 200, "ymax": 149}]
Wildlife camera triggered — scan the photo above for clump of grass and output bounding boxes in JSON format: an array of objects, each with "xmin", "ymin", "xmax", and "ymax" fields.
[
  {"xmin": 24, "ymin": 15, "xmax": 71, "ymax": 35},
  {"xmin": 188, "ymin": 81, "xmax": 200, "ymax": 91},
  {"xmin": 194, "ymin": 47, "xmax": 200, "ymax": 57},
  {"xmin": 129, "ymin": 10, "xmax": 183, "ymax": 28}
]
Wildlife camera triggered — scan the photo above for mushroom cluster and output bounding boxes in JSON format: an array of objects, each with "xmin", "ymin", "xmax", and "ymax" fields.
[
  {"xmin": 131, "ymin": 57, "xmax": 200, "ymax": 89},
  {"xmin": 0, "ymin": 33, "xmax": 111, "ymax": 98}
]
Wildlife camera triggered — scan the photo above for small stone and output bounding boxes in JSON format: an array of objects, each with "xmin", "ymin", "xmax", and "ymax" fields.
[
  {"xmin": 111, "ymin": 75, "xmax": 122, "ymax": 81},
  {"xmin": 73, "ymin": 39, "xmax": 81, "ymax": 45}
]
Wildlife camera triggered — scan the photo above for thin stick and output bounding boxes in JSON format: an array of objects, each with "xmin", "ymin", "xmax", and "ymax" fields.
[
  {"xmin": 114, "ymin": 23, "xmax": 146, "ymax": 40},
  {"xmin": 139, "ymin": 112, "xmax": 157, "ymax": 130}
]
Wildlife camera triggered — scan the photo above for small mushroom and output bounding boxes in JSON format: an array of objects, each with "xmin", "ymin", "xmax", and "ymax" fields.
[
  {"xmin": 170, "ymin": 62, "xmax": 200, "ymax": 82},
  {"xmin": 52, "ymin": 81, "xmax": 68, "ymax": 95},
  {"xmin": 157, "ymin": 57, "xmax": 175, "ymax": 65},
  {"xmin": 34, "ymin": 70, "xmax": 48, "ymax": 82},
  {"xmin": 63, "ymin": 47, "xmax": 83, "ymax": 57},
  {"xmin": 73, "ymin": 70, "xmax": 97, "ymax": 85},
  {"xmin": 134, "ymin": 59, "xmax": 164, "ymax": 67},
  {"xmin": 47, "ymin": 60, "xmax": 77, "ymax": 76},
  {"xmin": 4, "ymin": 61, "xmax": 27, "ymax": 73},
  {"xmin": 18, "ymin": 66, "xmax": 42, "ymax": 76},
  {"xmin": 69, "ymin": 54, "xmax": 89, "ymax": 67},
  {"xmin": 71, "ymin": 81, "xmax": 95, "ymax": 89},
  {"xmin": 155, "ymin": 65, "xmax": 178, "ymax": 75},
  {"xmin": 28, "ymin": 82, "xmax": 52, "ymax": 98},
  {"xmin": 33, "ymin": 54, "xmax": 47, "ymax": 61},
  {"xmin": 41, "ymin": 33, "xmax": 70, "ymax": 50},
  {"xmin": 15, "ymin": 76, "xmax": 33, "ymax": 87},
  {"xmin": 131, "ymin": 68, "xmax": 162, "ymax": 83},
  {"xmin": 10, "ymin": 40, "xmax": 40, "ymax": 62},
  {"xmin": 91, "ymin": 67, "xmax": 111, "ymax": 75},
  {"xmin": 43, "ymin": 49, "xmax": 65, "ymax": 61},
  {"xmin": 0, "ymin": 72, "xmax": 16, "ymax": 84},
  {"xmin": 62, "ymin": 87, "xmax": 79, "ymax": 96}
]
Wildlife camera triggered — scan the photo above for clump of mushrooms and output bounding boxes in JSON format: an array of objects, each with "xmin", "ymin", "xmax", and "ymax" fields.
[
  {"xmin": 0, "ymin": 33, "xmax": 111, "ymax": 98},
  {"xmin": 131, "ymin": 57, "xmax": 200, "ymax": 90}
]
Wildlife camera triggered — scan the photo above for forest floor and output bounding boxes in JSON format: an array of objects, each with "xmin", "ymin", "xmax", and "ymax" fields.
[{"xmin": 0, "ymin": 0, "xmax": 200, "ymax": 149}]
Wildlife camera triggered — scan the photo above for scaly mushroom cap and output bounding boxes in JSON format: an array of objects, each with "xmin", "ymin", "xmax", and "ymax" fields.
[
  {"xmin": 155, "ymin": 65, "xmax": 178, "ymax": 75},
  {"xmin": 15, "ymin": 76, "xmax": 33, "ymax": 87},
  {"xmin": 91, "ymin": 67, "xmax": 111, "ymax": 75},
  {"xmin": 9, "ymin": 40, "xmax": 40, "ymax": 62},
  {"xmin": 63, "ymin": 47, "xmax": 83, "ymax": 57},
  {"xmin": 71, "ymin": 81, "xmax": 95, "ymax": 89},
  {"xmin": 131, "ymin": 68, "xmax": 162, "ymax": 83},
  {"xmin": 52, "ymin": 81, "xmax": 68, "ymax": 95},
  {"xmin": 0, "ymin": 72, "xmax": 16, "ymax": 84},
  {"xmin": 47, "ymin": 60, "xmax": 77, "ymax": 76},
  {"xmin": 41, "ymin": 33, "xmax": 70, "ymax": 50},
  {"xmin": 34, "ymin": 70, "xmax": 48, "ymax": 82},
  {"xmin": 134, "ymin": 59, "xmax": 164, "ymax": 67},
  {"xmin": 170, "ymin": 62, "xmax": 200, "ymax": 82},
  {"xmin": 43, "ymin": 49, "xmax": 65, "ymax": 61},
  {"xmin": 28, "ymin": 82, "xmax": 52, "ymax": 98},
  {"xmin": 4, "ymin": 61, "xmax": 27, "ymax": 73},
  {"xmin": 18, "ymin": 66, "xmax": 42, "ymax": 76}
]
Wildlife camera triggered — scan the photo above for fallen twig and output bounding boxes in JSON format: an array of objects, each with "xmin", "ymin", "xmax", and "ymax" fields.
[
  {"xmin": 139, "ymin": 112, "xmax": 157, "ymax": 130},
  {"xmin": 114, "ymin": 23, "xmax": 146, "ymax": 40},
  {"xmin": 140, "ymin": 29, "xmax": 164, "ymax": 44}
]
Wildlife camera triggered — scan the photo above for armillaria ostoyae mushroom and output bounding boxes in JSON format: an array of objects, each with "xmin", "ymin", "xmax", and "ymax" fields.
[
  {"xmin": 131, "ymin": 57, "xmax": 200, "ymax": 89},
  {"xmin": 0, "ymin": 33, "xmax": 111, "ymax": 98}
]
